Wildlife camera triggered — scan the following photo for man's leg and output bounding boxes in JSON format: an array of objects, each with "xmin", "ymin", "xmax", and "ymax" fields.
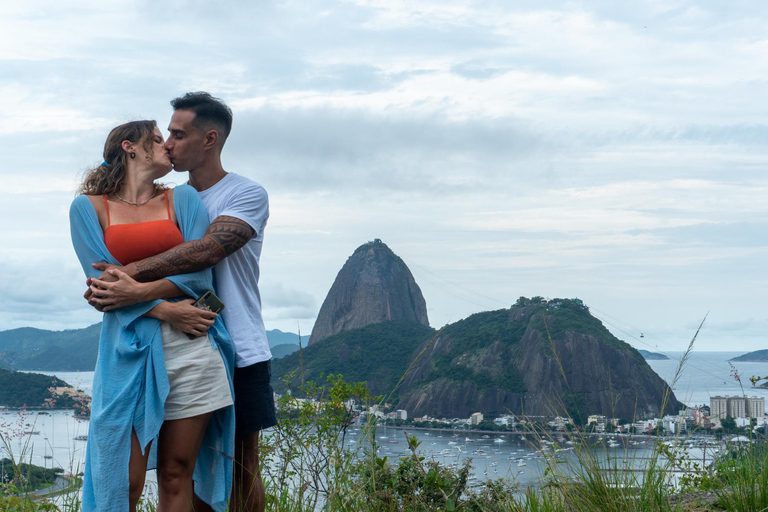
[
  {"xmin": 189, "ymin": 431, "xmax": 264, "ymax": 512},
  {"xmin": 232, "ymin": 431, "xmax": 264, "ymax": 512},
  {"xmin": 229, "ymin": 360, "xmax": 277, "ymax": 512}
]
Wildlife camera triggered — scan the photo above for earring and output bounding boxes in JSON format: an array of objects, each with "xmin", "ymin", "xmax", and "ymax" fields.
[{"xmin": 130, "ymin": 152, "xmax": 136, "ymax": 159}]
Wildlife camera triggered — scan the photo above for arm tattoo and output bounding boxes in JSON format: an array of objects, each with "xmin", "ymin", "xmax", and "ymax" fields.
[{"xmin": 133, "ymin": 216, "xmax": 255, "ymax": 282}]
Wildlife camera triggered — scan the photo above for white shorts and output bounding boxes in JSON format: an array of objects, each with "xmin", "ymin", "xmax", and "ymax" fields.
[{"xmin": 161, "ymin": 322, "xmax": 233, "ymax": 421}]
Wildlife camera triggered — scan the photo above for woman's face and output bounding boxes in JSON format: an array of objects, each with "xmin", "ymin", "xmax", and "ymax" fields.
[{"xmin": 146, "ymin": 127, "xmax": 173, "ymax": 177}]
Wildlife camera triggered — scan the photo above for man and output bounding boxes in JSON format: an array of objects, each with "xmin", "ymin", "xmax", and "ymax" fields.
[{"xmin": 87, "ymin": 92, "xmax": 275, "ymax": 512}]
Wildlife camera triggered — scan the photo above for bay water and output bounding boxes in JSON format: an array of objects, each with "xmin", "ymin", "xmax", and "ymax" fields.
[{"xmin": 3, "ymin": 351, "xmax": 765, "ymax": 490}]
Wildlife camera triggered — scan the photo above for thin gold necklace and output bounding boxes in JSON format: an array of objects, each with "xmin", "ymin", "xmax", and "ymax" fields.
[{"xmin": 114, "ymin": 188, "xmax": 158, "ymax": 207}]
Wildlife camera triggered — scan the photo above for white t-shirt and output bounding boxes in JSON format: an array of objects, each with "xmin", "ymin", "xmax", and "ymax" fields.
[{"xmin": 197, "ymin": 173, "xmax": 271, "ymax": 367}]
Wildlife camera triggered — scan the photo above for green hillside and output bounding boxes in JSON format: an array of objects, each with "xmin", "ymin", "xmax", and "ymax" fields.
[
  {"xmin": 0, "ymin": 324, "xmax": 101, "ymax": 371},
  {"xmin": 271, "ymin": 343, "xmax": 300, "ymax": 359},
  {"xmin": 0, "ymin": 369, "xmax": 76, "ymax": 408},
  {"xmin": 0, "ymin": 323, "xmax": 309, "ymax": 370},
  {"xmin": 266, "ymin": 329, "xmax": 308, "ymax": 348},
  {"xmin": 272, "ymin": 320, "xmax": 435, "ymax": 398},
  {"xmin": 422, "ymin": 308, "xmax": 528, "ymax": 393},
  {"xmin": 730, "ymin": 349, "xmax": 768, "ymax": 362},
  {"xmin": 638, "ymin": 349, "xmax": 670, "ymax": 360}
]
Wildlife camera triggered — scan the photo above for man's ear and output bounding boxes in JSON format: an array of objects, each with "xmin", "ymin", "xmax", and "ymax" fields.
[{"xmin": 203, "ymin": 130, "xmax": 219, "ymax": 150}]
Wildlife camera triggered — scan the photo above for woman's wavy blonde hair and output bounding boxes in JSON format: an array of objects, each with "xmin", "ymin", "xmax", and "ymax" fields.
[{"xmin": 78, "ymin": 120, "xmax": 163, "ymax": 196}]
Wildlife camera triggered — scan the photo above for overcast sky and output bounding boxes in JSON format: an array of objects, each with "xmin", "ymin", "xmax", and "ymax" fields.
[{"xmin": 0, "ymin": 0, "xmax": 765, "ymax": 354}]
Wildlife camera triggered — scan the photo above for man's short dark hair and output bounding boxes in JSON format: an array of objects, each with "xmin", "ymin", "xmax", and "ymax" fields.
[{"xmin": 171, "ymin": 92, "xmax": 233, "ymax": 144}]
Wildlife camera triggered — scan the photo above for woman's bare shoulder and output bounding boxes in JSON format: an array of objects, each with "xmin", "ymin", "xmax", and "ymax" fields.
[{"xmin": 83, "ymin": 194, "xmax": 105, "ymax": 212}]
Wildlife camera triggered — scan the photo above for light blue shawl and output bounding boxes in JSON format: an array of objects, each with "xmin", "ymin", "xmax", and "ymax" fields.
[{"xmin": 69, "ymin": 185, "xmax": 235, "ymax": 512}]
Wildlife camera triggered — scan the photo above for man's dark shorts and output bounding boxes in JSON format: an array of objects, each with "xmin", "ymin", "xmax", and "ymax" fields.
[{"xmin": 233, "ymin": 360, "xmax": 278, "ymax": 435}]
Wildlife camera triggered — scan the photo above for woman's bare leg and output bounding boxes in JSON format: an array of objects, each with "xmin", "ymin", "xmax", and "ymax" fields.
[
  {"xmin": 156, "ymin": 413, "xmax": 213, "ymax": 512},
  {"xmin": 129, "ymin": 430, "xmax": 151, "ymax": 511}
]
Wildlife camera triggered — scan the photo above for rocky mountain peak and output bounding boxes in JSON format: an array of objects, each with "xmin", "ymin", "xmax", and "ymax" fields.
[{"xmin": 309, "ymin": 239, "xmax": 429, "ymax": 344}]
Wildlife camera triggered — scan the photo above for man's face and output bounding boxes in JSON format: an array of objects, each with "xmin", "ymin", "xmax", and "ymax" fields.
[{"xmin": 164, "ymin": 109, "xmax": 206, "ymax": 173}]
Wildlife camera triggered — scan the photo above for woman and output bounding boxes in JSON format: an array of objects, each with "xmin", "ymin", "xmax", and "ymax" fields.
[{"xmin": 69, "ymin": 120, "xmax": 235, "ymax": 512}]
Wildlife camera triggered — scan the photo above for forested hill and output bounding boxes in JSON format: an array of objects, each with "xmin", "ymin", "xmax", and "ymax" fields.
[
  {"xmin": 0, "ymin": 324, "xmax": 100, "ymax": 371},
  {"xmin": 275, "ymin": 297, "xmax": 682, "ymax": 420},
  {"xmin": 730, "ymin": 349, "xmax": 768, "ymax": 362},
  {"xmin": 272, "ymin": 320, "xmax": 436, "ymax": 397},
  {"xmin": 396, "ymin": 298, "xmax": 683, "ymax": 420},
  {"xmin": 0, "ymin": 323, "xmax": 307, "ymax": 370},
  {"xmin": 639, "ymin": 349, "xmax": 670, "ymax": 360},
  {"xmin": 0, "ymin": 369, "xmax": 75, "ymax": 408}
]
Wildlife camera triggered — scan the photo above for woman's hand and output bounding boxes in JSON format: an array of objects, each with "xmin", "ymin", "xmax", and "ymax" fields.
[
  {"xmin": 154, "ymin": 299, "xmax": 218, "ymax": 338},
  {"xmin": 88, "ymin": 269, "xmax": 148, "ymax": 311}
]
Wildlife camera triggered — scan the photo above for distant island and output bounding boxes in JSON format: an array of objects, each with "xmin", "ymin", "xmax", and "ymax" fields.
[
  {"xmin": 0, "ymin": 369, "xmax": 87, "ymax": 409},
  {"xmin": 730, "ymin": 349, "xmax": 768, "ymax": 363},
  {"xmin": 638, "ymin": 350, "xmax": 670, "ymax": 360}
]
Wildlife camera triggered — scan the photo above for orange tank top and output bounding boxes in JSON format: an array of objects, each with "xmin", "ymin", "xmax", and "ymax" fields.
[{"xmin": 103, "ymin": 191, "xmax": 184, "ymax": 265}]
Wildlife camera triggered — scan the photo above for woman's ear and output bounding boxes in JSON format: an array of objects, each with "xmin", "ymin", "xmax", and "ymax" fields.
[{"xmin": 121, "ymin": 139, "xmax": 134, "ymax": 154}]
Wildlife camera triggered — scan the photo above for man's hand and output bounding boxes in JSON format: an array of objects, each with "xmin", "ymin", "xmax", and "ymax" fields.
[{"xmin": 87, "ymin": 269, "xmax": 149, "ymax": 311}]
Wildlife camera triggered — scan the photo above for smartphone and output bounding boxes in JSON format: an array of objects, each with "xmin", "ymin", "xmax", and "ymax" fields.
[
  {"xmin": 185, "ymin": 291, "xmax": 225, "ymax": 339},
  {"xmin": 194, "ymin": 290, "xmax": 225, "ymax": 314}
]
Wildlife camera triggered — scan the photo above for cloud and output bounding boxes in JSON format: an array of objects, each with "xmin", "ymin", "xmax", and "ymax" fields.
[
  {"xmin": 260, "ymin": 279, "xmax": 317, "ymax": 308},
  {"xmin": 628, "ymin": 222, "xmax": 768, "ymax": 248},
  {"xmin": 1, "ymin": 0, "xmax": 767, "ymax": 353},
  {"xmin": 225, "ymin": 105, "xmax": 545, "ymax": 193}
]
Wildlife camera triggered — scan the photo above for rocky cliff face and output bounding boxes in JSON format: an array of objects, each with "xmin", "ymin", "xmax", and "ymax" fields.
[
  {"xmin": 309, "ymin": 239, "xmax": 429, "ymax": 344},
  {"xmin": 396, "ymin": 299, "xmax": 683, "ymax": 421}
]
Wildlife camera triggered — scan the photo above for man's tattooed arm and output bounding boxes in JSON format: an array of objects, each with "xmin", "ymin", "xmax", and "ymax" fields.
[{"xmin": 125, "ymin": 216, "xmax": 256, "ymax": 282}]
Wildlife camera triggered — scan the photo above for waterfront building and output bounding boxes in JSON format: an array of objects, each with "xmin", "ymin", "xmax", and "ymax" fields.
[
  {"xmin": 735, "ymin": 417, "xmax": 751, "ymax": 428},
  {"xmin": 587, "ymin": 415, "xmax": 607, "ymax": 433},
  {"xmin": 729, "ymin": 397, "xmax": 747, "ymax": 419},
  {"xmin": 494, "ymin": 415, "xmax": 516, "ymax": 428},
  {"xmin": 662, "ymin": 415, "xmax": 684, "ymax": 434},
  {"xmin": 395, "ymin": 409, "xmax": 408, "ymax": 420},
  {"xmin": 748, "ymin": 397, "xmax": 765, "ymax": 418},
  {"xmin": 547, "ymin": 416, "xmax": 572, "ymax": 431},
  {"xmin": 470, "ymin": 412, "xmax": 484, "ymax": 425},
  {"xmin": 690, "ymin": 407, "xmax": 709, "ymax": 426},
  {"xmin": 710, "ymin": 396, "xmax": 765, "ymax": 419},
  {"xmin": 710, "ymin": 396, "xmax": 727, "ymax": 420}
]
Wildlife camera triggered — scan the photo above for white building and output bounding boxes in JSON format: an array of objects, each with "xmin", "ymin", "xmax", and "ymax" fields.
[
  {"xmin": 548, "ymin": 416, "xmax": 572, "ymax": 431},
  {"xmin": 470, "ymin": 412, "xmax": 484, "ymax": 425},
  {"xmin": 395, "ymin": 409, "xmax": 408, "ymax": 421},
  {"xmin": 662, "ymin": 415, "xmax": 684, "ymax": 434},
  {"xmin": 494, "ymin": 415, "xmax": 516, "ymax": 427},
  {"xmin": 587, "ymin": 415, "xmax": 607, "ymax": 433}
]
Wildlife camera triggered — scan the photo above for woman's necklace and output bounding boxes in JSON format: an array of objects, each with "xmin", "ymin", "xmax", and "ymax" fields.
[{"xmin": 114, "ymin": 188, "xmax": 158, "ymax": 207}]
